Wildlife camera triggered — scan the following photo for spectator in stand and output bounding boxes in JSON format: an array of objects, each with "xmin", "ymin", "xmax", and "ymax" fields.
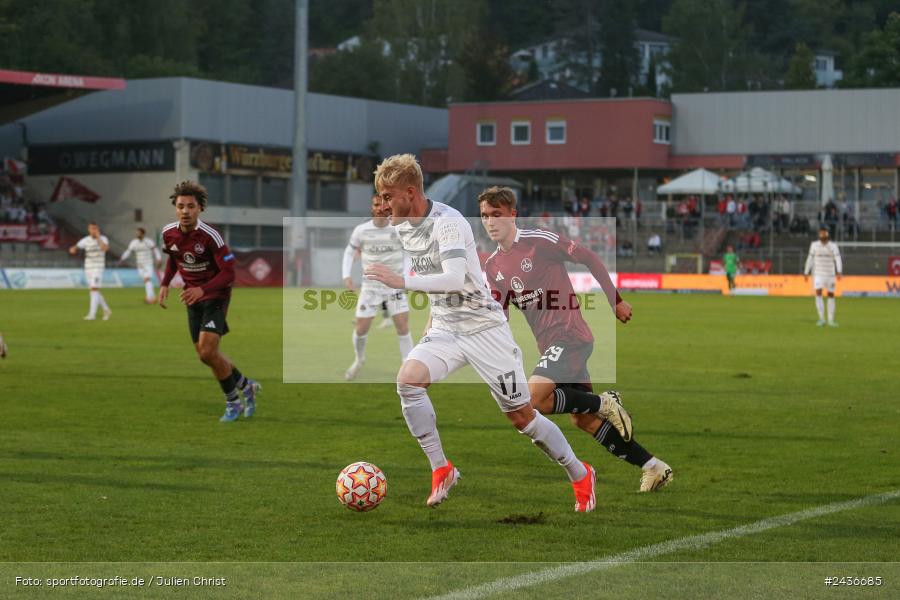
[
  {"xmin": 647, "ymin": 233, "xmax": 662, "ymax": 255},
  {"xmin": 717, "ymin": 196, "xmax": 728, "ymax": 225},
  {"xmin": 736, "ymin": 198, "xmax": 748, "ymax": 228},
  {"xmin": 610, "ymin": 195, "xmax": 619, "ymax": 222},
  {"xmin": 579, "ymin": 196, "xmax": 591, "ymax": 217},
  {"xmin": 887, "ymin": 197, "xmax": 898, "ymax": 227},
  {"xmin": 748, "ymin": 196, "xmax": 760, "ymax": 231},
  {"xmin": 618, "ymin": 239, "xmax": 634, "ymax": 257},
  {"xmin": 635, "ymin": 198, "xmax": 642, "ymax": 228},
  {"xmin": 823, "ymin": 200, "xmax": 839, "ymax": 238},
  {"xmin": 726, "ymin": 195, "xmax": 737, "ymax": 227},
  {"xmin": 623, "ymin": 197, "xmax": 634, "ymax": 221},
  {"xmin": 592, "ymin": 191, "xmax": 605, "ymax": 215}
]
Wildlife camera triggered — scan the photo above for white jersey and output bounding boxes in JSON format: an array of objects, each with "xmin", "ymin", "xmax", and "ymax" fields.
[
  {"xmin": 395, "ymin": 200, "xmax": 505, "ymax": 334},
  {"xmin": 122, "ymin": 237, "xmax": 160, "ymax": 269},
  {"xmin": 342, "ymin": 220, "xmax": 404, "ymax": 294},
  {"xmin": 804, "ymin": 241, "xmax": 842, "ymax": 277},
  {"xmin": 76, "ymin": 235, "xmax": 109, "ymax": 272}
]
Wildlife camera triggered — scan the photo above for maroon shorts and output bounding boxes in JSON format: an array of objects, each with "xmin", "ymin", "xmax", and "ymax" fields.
[{"xmin": 531, "ymin": 339, "xmax": 594, "ymax": 392}]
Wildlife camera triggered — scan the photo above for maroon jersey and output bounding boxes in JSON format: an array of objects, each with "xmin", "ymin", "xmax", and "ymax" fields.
[
  {"xmin": 483, "ymin": 228, "xmax": 595, "ymax": 353},
  {"xmin": 160, "ymin": 220, "xmax": 235, "ymax": 301}
]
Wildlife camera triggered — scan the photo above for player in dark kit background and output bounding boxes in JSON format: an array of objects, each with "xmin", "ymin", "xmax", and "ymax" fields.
[
  {"xmin": 159, "ymin": 181, "xmax": 260, "ymax": 422},
  {"xmin": 479, "ymin": 186, "xmax": 672, "ymax": 492}
]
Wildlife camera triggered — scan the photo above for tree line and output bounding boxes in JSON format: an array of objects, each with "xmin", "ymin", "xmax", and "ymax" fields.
[{"xmin": 1, "ymin": 0, "xmax": 898, "ymax": 107}]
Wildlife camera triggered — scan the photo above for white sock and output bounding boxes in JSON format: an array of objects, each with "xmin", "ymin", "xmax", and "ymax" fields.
[
  {"xmin": 398, "ymin": 333, "xmax": 413, "ymax": 360},
  {"xmin": 398, "ymin": 383, "xmax": 447, "ymax": 470},
  {"xmin": 815, "ymin": 296, "xmax": 825, "ymax": 320},
  {"xmin": 144, "ymin": 280, "xmax": 154, "ymax": 301},
  {"xmin": 88, "ymin": 291, "xmax": 99, "ymax": 317},
  {"xmin": 97, "ymin": 292, "xmax": 110, "ymax": 311},
  {"xmin": 826, "ymin": 297, "xmax": 835, "ymax": 322},
  {"xmin": 642, "ymin": 457, "xmax": 658, "ymax": 470},
  {"xmin": 352, "ymin": 332, "xmax": 367, "ymax": 362},
  {"xmin": 520, "ymin": 413, "xmax": 587, "ymax": 482}
]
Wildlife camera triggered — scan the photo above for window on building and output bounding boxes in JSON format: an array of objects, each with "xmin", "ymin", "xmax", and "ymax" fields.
[
  {"xmin": 653, "ymin": 119, "xmax": 671, "ymax": 144},
  {"xmin": 261, "ymin": 176, "xmax": 289, "ymax": 208},
  {"xmin": 477, "ymin": 122, "xmax": 496, "ymax": 146},
  {"xmin": 229, "ymin": 224, "xmax": 257, "ymax": 248},
  {"xmin": 318, "ymin": 181, "xmax": 346, "ymax": 211},
  {"xmin": 511, "ymin": 121, "xmax": 531, "ymax": 145},
  {"xmin": 199, "ymin": 173, "xmax": 225, "ymax": 205},
  {"xmin": 260, "ymin": 225, "xmax": 284, "ymax": 248},
  {"xmin": 546, "ymin": 120, "xmax": 566, "ymax": 144},
  {"xmin": 815, "ymin": 58, "xmax": 828, "ymax": 71},
  {"xmin": 542, "ymin": 44, "xmax": 549, "ymax": 58},
  {"xmin": 230, "ymin": 175, "xmax": 256, "ymax": 207}
]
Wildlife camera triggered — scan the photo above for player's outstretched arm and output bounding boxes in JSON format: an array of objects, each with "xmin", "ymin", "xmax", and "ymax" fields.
[
  {"xmin": 341, "ymin": 241, "xmax": 359, "ymax": 290},
  {"xmin": 159, "ymin": 255, "xmax": 178, "ymax": 308},
  {"xmin": 368, "ymin": 257, "xmax": 467, "ymax": 293},
  {"xmin": 569, "ymin": 243, "xmax": 630, "ymax": 322}
]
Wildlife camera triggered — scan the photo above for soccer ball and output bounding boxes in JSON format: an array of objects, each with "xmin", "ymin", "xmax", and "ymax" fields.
[{"xmin": 336, "ymin": 462, "xmax": 387, "ymax": 512}]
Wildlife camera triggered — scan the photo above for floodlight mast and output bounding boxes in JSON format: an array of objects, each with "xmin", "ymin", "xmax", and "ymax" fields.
[{"xmin": 289, "ymin": 0, "xmax": 309, "ymax": 286}]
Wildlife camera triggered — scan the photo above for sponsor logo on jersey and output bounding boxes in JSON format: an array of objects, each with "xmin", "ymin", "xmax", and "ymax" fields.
[
  {"xmin": 369, "ymin": 244, "xmax": 398, "ymax": 254},
  {"xmin": 194, "ymin": 243, "xmax": 205, "ymax": 254},
  {"xmin": 511, "ymin": 276, "xmax": 525, "ymax": 292},
  {"xmin": 410, "ymin": 255, "xmax": 437, "ymax": 274},
  {"xmin": 495, "ymin": 271, "xmax": 504, "ymax": 281},
  {"xmin": 183, "ymin": 252, "xmax": 196, "ymax": 264},
  {"xmin": 520, "ymin": 258, "xmax": 533, "ymax": 272}
]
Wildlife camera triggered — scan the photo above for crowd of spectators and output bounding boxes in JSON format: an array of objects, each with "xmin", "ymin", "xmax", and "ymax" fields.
[{"xmin": 1, "ymin": 161, "xmax": 57, "ymax": 241}]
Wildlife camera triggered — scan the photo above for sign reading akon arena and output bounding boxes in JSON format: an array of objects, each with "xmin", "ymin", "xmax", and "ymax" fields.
[{"xmin": 29, "ymin": 142, "xmax": 176, "ymax": 175}]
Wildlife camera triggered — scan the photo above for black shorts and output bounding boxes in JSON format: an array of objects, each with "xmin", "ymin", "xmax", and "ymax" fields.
[
  {"xmin": 531, "ymin": 339, "xmax": 594, "ymax": 392},
  {"xmin": 187, "ymin": 298, "xmax": 230, "ymax": 343}
]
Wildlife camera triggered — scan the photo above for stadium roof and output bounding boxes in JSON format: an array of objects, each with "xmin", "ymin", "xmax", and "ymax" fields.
[{"xmin": 0, "ymin": 68, "xmax": 126, "ymax": 125}]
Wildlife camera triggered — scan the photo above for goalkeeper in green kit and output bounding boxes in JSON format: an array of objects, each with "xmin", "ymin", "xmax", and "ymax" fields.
[{"xmin": 723, "ymin": 245, "xmax": 739, "ymax": 292}]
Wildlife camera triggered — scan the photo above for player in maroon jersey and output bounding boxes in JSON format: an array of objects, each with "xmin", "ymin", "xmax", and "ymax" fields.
[
  {"xmin": 158, "ymin": 181, "xmax": 260, "ymax": 423},
  {"xmin": 479, "ymin": 187, "xmax": 672, "ymax": 492}
]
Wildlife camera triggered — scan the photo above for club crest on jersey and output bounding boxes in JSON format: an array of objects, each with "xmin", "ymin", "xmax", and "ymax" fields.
[
  {"xmin": 511, "ymin": 276, "xmax": 525, "ymax": 292},
  {"xmin": 194, "ymin": 242, "xmax": 205, "ymax": 254},
  {"xmin": 183, "ymin": 252, "xmax": 196, "ymax": 264},
  {"xmin": 520, "ymin": 258, "xmax": 533, "ymax": 272}
]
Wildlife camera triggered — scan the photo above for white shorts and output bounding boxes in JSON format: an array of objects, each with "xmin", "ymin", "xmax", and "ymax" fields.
[
  {"xmin": 356, "ymin": 288, "xmax": 409, "ymax": 318},
  {"xmin": 85, "ymin": 270, "xmax": 103, "ymax": 288},
  {"xmin": 813, "ymin": 275, "xmax": 836, "ymax": 293},
  {"xmin": 137, "ymin": 264, "xmax": 155, "ymax": 281},
  {"xmin": 407, "ymin": 324, "xmax": 531, "ymax": 412}
]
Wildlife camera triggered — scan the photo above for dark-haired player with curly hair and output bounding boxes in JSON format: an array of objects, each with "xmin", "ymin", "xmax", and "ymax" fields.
[{"xmin": 159, "ymin": 181, "xmax": 260, "ymax": 422}]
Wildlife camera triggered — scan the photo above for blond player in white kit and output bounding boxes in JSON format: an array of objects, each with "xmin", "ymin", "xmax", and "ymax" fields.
[
  {"xmin": 804, "ymin": 226, "xmax": 843, "ymax": 327},
  {"xmin": 341, "ymin": 194, "xmax": 413, "ymax": 380},
  {"xmin": 119, "ymin": 227, "xmax": 162, "ymax": 304},
  {"xmin": 365, "ymin": 154, "xmax": 597, "ymax": 512},
  {"xmin": 69, "ymin": 221, "xmax": 112, "ymax": 321}
]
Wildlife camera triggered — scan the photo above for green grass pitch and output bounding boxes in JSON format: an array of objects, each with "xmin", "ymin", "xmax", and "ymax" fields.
[{"xmin": 1, "ymin": 288, "xmax": 898, "ymax": 598}]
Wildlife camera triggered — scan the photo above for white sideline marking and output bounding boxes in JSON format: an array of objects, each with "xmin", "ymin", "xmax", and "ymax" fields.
[{"xmin": 425, "ymin": 489, "xmax": 900, "ymax": 600}]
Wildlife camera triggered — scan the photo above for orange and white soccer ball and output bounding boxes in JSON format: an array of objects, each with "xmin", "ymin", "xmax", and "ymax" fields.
[{"xmin": 336, "ymin": 462, "xmax": 387, "ymax": 512}]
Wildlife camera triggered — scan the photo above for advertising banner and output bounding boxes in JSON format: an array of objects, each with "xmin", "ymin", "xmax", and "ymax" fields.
[
  {"xmin": 660, "ymin": 273, "xmax": 900, "ymax": 297},
  {"xmin": 1, "ymin": 268, "xmax": 155, "ymax": 289}
]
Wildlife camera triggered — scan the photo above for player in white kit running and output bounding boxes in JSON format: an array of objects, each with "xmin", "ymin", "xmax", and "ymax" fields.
[
  {"xmin": 804, "ymin": 226, "xmax": 843, "ymax": 327},
  {"xmin": 342, "ymin": 194, "xmax": 414, "ymax": 380},
  {"xmin": 69, "ymin": 221, "xmax": 112, "ymax": 321},
  {"xmin": 364, "ymin": 154, "xmax": 596, "ymax": 512},
  {"xmin": 119, "ymin": 227, "xmax": 162, "ymax": 304}
]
